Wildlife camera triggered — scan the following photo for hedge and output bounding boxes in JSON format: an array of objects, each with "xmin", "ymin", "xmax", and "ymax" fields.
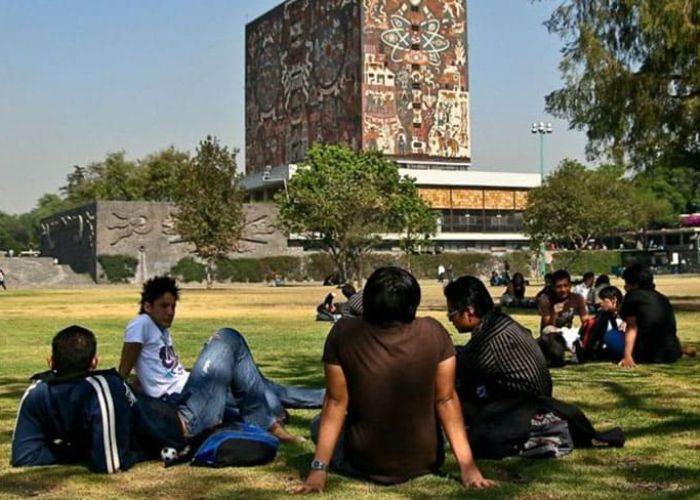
[
  {"xmin": 98, "ymin": 254, "xmax": 138, "ymax": 283},
  {"xmin": 175, "ymin": 251, "xmax": 536, "ymax": 284},
  {"xmin": 551, "ymin": 251, "xmax": 623, "ymax": 276},
  {"xmin": 171, "ymin": 257, "xmax": 207, "ymax": 283}
]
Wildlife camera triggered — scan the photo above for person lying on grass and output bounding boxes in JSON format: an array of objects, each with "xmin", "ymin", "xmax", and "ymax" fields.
[
  {"xmin": 293, "ymin": 267, "xmax": 495, "ymax": 493},
  {"xmin": 13, "ymin": 323, "xmax": 323, "ymax": 473},
  {"xmin": 118, "ymin": 276, "xmax": 324, "ymax": 443}
]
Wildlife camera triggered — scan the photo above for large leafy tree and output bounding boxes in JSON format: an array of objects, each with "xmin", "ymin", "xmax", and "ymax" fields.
[
  {"xmin": 275, "ymin": 144, "xmax": 435, "ymax": 282},
  {"xmin": 524, "ymin": 159, "xmax": 672, "ymax": 249},
  {"xmin": 542, "ymin": 0, "xmax": 700, "ymax": 167},
  {"xmin": 60, "ymin": 148, "xmax": 190, "ymax": 204},
  {"xmin": 389, "ymin": 180, "xmax": 437, "ymax": 271},
  {"xmin": 174, "ymin": 136, "xmax": 246, "ymax": 288}
]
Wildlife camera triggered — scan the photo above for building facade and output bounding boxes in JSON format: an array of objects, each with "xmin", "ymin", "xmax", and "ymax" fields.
[{"xmin": 244, "ymin": 0, "xmax": 538, "ymax": 250}]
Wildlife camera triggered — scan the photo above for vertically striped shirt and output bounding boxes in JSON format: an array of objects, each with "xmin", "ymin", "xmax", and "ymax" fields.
[{"xmin": 455, "ymin": 311, "xmax": 552, "ymax": 403}]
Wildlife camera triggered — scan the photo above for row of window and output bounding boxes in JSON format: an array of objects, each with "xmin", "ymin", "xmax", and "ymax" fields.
[{"xmin": 439, "ymin": 210, "xmax": 524, "ymax": 233}]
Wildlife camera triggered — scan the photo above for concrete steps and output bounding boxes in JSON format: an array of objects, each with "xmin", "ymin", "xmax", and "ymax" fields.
[{"xmin": 0, "ymin": 257, "xmax": 94, "ymax": 289}]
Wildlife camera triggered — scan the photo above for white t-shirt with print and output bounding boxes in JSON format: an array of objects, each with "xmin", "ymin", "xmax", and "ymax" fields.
[{"xmin": 124, "ymin": 313, "xmax": 189, "ymax": 398}]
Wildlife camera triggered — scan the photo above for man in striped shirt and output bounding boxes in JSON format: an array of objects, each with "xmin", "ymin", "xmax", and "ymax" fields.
[{"xmin": 444, "ymin": 276, "xmax": 552, "ymax": 404}]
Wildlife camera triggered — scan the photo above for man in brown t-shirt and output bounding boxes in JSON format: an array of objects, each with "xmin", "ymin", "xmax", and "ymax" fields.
[
  {"xmin": 537, "ymin": 269, "xmax": 589, "ymax": 332},
  {"xmin": 293, "ymin": 267, "xmax": 494, "ymax": 493}
]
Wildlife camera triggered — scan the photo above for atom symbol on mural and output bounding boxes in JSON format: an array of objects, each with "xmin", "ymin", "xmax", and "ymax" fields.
[{"xmin": 380, "ymin": 16, "xmax": 450, "ymax": 66}]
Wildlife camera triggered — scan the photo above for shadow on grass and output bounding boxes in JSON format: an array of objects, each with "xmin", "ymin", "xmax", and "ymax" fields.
[
  {"xmin": 257, "ymin": 353, "xmax": 325, "ymax": 388},
  {"xmin": 0, "ymin": 377, "xmax": 31, "ymax": 402},
  {"xmin": 0, "ymin": 466, "xmax": 84, "ymax": 497}
]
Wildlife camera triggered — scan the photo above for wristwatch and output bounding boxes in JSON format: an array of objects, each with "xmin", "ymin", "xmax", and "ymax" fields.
[{"xmin": 310, "ymin": 459, "xmax": 329, "ymax": 472}]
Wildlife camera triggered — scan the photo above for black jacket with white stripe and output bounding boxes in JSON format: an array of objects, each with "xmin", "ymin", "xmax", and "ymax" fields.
[{"xmin": 11, "ymin": 369, "xmax": 184, "ymax": 473}]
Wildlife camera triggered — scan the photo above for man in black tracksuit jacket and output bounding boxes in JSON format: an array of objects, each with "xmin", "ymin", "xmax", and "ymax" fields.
[{"xmin": 12, "ymin": 325, "xmax": 185, "ymax": 473}]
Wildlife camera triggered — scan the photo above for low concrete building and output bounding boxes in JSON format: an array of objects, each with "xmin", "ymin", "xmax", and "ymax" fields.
[{"xmin": 40, "ymin": 201, "xmax": 298, "ymax": 282}]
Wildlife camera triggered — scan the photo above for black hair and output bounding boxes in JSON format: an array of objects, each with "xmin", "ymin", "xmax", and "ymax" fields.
[
  {"xmin": 543, "ymin": 273, "xmax": 553, "ymax": 284},
  {"xmin": 340, "ymin": 283, "xmax": 357, "ymax": 299},
  {"xmin": 52, "ymin": 325, "xmax": 96, "ymax": 376},
  {"xmin": 622, "ymin": 263, "xmax": 655, "ymax": 289},
  {"xmin": 583, "ymin": 272, "xmax": 595, "ymax": 281},
  {"xmin": 444, "ymin": 275, "xmax": 495, "ymax": 318},
  {"xmin": 512, "ymin": 272, "xmax": 525, "ymax": 285},
  {"xmin": 139, "ymin": 276, "xmax": 180, "ymax": 313},
  {"xmin": 551, "ymin": 269, "xmax": 571, "ymax": 284},
  {"xmin": 362, "ymin": 267, "xmax": 421, "ymax": 326},
  {"xmin": 594, "ymin": 274, "xmax": 610, "ymax": 287},
  {"xmin": 598, "ymin": 285, "xmax": 623, "ymax": 303}
]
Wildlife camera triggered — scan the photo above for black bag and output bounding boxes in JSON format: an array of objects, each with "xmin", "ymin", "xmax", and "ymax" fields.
[
  {"xmin": 538, "ymin": 332, "xmax": 567, "ymax": 367},
  {"xmin": 191, "ymin": 423, "xmax": 279, "ymax": 467}
]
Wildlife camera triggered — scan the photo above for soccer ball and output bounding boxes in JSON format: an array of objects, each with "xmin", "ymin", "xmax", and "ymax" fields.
[{"xmin": 160, "ymin": 447, "xmax": 178, "ymax": 463}]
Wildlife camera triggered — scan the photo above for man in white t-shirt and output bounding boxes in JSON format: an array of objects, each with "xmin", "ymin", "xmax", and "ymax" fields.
[{"xmin": 119, "ymin": 276, "xmax": 324, "ymax": 442}]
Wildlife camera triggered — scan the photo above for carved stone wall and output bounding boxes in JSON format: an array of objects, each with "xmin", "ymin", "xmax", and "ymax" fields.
[
  {"xmin": 41, "ymin": 202, "xmax": 297, "ymax": 282},
  {"xmin": 40, "ymin": 202, "xmax": 97, "ymax": 276}
]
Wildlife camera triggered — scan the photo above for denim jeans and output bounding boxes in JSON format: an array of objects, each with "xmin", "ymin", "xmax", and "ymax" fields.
[{"xmin": 177, "ymin": 328, "xmax": 325, "ymax": 438}]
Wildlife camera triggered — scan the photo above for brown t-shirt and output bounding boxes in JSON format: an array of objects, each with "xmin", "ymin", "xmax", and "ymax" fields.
[
  {"xmin": 322, "ymin": 316, "xmax": 455, "ymax": 484},
  {"xmin": 537, "ymin": 292, "xmax": 587, "ymax": 330}
]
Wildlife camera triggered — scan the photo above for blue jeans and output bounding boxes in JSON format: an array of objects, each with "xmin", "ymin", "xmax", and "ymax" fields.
[{"xmin": 177, "ymin": 328, "xmax": 325, "ymax": 438}]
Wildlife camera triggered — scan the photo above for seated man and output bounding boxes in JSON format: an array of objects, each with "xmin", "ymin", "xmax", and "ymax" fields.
[
  {"xmin": 295, "ymin": 267, "xmax": 494, "ymax": 493},
  {"xmin": 445, "ymin": 276, "xmax": 552, "ymax": 404},
  {"xmin": 119, "ymin": 276, "xmax": 324, "ymax": 442},
  {"xmin": 537, "ymin": 269, "xmax": 590, "ymax": 332},
  {"xmin": 442, "ymin": 276, "xmax": 624, "ymax": 459},
  {"xmin": 618, "ymin": 264, "xmax": 682, "ymax": 368},
  {"xmin": 572, "ymin": 272, "xmax": 595, "ymax": 311},
  {"xmin": 13, "ymin": 325, "xmax": 183, "ymax": 473}
]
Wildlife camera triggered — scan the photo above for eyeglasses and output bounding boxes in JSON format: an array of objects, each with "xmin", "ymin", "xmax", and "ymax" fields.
[{"xmin": 447, "ymin": 309, "xmax": 461, "ymax": 320}]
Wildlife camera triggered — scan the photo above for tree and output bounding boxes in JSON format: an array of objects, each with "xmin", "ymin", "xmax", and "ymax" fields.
[
  {"xmin": 389, "ymin": 180, "xmax": 437, "ymax": 271},
  {"xmin": 523, "ymin": 159, "xmax": 667, "ymax": 249},
  {"xmin": 137, "ymin": 147, "xmax": 191, "ymax": 202},
  {"xmin": 275, "ymin": 144, "xmax": 434, "ymax": 282},
  {"xmin": 174, "ymin": 136, "xmax": 246, "ymax": 288},
  {"xmin": 61, "ymin": 152, "xmax": 140, "ymax": 204},
  {"xmin": 541, "ymin": 0, "xmax": 700, "ymax": 168}
]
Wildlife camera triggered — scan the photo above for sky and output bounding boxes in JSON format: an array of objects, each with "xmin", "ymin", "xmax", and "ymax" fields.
[{"xmin": 0, "ymin": 0, "xmax": 589, "ymax": 214}]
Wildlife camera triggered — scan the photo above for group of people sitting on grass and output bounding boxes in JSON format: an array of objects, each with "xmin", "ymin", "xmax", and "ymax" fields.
[{"xmin": 12, "ymin": 263, "xmax": 685, "ymax": 493}]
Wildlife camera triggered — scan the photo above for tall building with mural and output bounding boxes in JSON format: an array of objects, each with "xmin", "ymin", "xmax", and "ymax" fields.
[{"xmin": 245, "ymin": 0, "xmax": 540, "ymax": 251}]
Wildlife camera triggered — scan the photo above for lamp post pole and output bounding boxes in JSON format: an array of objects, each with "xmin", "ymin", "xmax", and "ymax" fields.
[{"xmin": 531, "ymin": 121, "xmax": 553, "ymax": 281}]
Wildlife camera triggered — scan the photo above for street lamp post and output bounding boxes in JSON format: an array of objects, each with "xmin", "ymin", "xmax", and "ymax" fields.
[{"xmin": 531, "ymin": 121, "xmax": 553, "ymax": 281}]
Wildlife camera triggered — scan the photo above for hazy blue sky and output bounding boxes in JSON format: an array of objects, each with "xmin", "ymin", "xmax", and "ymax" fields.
[{"xmin": 0, "ymin": 0, "xmax": 588, "ymax": 214}]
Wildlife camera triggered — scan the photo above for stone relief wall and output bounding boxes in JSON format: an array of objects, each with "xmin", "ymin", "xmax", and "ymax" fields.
[
  {"xmin": 362, "ymin": 0, "xmax": 470, "ymax": 160},
  {"xmin": 41, "ymin": 202, "xmax": 297, "ymax": 282},
  {"xmin": 40, "ymin": 203, "xmax": 97, "ymax": 275},
  {"xmin": 245, "ymin": 0, "xmax": 362, "ymax": 174}
]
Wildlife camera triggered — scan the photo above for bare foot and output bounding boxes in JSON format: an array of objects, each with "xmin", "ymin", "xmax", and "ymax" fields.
[{"xmin": 269, "ymin": 422, "xmax": 307, "ymax": 444}]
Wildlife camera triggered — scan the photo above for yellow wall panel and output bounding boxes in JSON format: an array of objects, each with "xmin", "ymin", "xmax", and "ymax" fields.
[
  {"xmin": 483, "ymin": 190, "xmax": 515, "ymax": 210},
  {"xmin": 418, "ymin": 188, "xmax": 452, "ymax": 209}
]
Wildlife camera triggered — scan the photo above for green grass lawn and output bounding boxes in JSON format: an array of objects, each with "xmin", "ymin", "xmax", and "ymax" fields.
[{"xmin": 1, "ymin": 279, "xmax": 699, "ymax": 499}]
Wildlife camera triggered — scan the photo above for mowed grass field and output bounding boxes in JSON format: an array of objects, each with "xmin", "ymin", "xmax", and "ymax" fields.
[{"xmin": 1, "ymin": 276, "xmax": 699, "ymax": 499}]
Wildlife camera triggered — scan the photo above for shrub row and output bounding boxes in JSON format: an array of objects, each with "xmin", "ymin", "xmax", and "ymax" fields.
[
  {"xmin": 97, "ymin": 254, "xmax": 139, "ymax": 283},
  {"xmin": 169, "ymin": 251, "xmax": 534, "ymax": 284},
  {"xmin": 551, "ymin": 251, "xmax": 623, "ymax": 276}
]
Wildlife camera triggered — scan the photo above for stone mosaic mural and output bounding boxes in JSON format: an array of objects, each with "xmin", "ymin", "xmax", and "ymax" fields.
[
  {"xmin": 245, "ymin": 0, "xmax": 363, "ymax": 174},
  {"xmin": 245, "ymin": 0, "xmax": 470, "ymax": 173},
  {"xmin": 363, "ymin": 0, "xmax": 470, "ymax": 160}
]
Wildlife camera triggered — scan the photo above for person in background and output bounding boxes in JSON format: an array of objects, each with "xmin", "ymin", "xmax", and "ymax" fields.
[
  {"xmin": 618, "ymin": 264, "xmax": 682, "ymax": 368},
  {"xmin": 573, "ymin": 272, "xmax": 595, "ymax": 311}
]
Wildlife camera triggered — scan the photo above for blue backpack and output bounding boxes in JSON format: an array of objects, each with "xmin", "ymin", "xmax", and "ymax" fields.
[{"xmin": 191, "ymin": 423, "xmax": 279, "ymax": 467}]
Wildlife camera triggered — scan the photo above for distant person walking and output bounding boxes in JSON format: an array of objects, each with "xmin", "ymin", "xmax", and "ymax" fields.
[{"xmin": 0, "ymin": 268, "xmax": 6, "ymax": 290}]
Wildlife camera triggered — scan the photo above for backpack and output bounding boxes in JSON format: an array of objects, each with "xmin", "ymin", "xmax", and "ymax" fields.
[{"xmin": 190, "ymin": 423, "xmax": 279, "ymax": 468}]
